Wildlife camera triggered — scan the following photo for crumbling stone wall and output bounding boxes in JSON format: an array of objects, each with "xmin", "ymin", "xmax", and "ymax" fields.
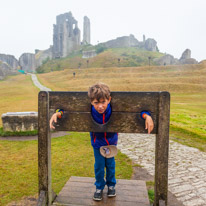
[
  {"xmin": 82, "ymin": 50, "xmax": 96, "ymax": 58},
  {"xmin": 2, "ymin": 112, "xmax": 38, "ymax": 132},
  {"xmin": 0, "ymin": 54, "xmax": 19, "ymax": 70},
  {"xmin": 83, "ymin": 16, "xmax": 90, "ymax": 45},
  {"xmin": 0, "ymin": 61, "xmax": 14, "ymax": 80},
  {"xmin": 180, "ymin": 49, "xmax": 191, "ymax": 60},
  {"xmin": 52, "ymin": 12, "xmax": 81, "ymax": 58},
  {"xmin": 179, "ymin": 49, "xmax": 198, "ymax": 64},
  {"xmin": 144, "ymin": 38, "xmax": 157, "ymax": 51},
  {"xmin": 35, "ymin": 47, "xmax": 53, "ymax": 68},
  {"xmin": 103, "ymin": 34, "xmax": 139, "ymax": 48},
  {"xmin": 19, "ymin": 53, "xmax": 36, "ymax": 72},
  {"xmin": 154, "ymin": 54, "xmax": 178, "ymax": 65},
  {"xmin": 155, "ymin": 49, "xmax": 198, "ymax": 66},
  {"xmin": 101, "ymin": 34, "xmax": 159, "ymax": 52}
]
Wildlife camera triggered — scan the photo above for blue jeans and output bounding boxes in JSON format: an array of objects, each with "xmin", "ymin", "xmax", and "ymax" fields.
[{"xmin": 93, "ymin": 148, "xmax": 116, "ymax": 190}]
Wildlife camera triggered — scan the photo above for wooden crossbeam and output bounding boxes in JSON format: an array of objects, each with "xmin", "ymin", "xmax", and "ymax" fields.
[{"xmin": 49, "ymin": 91, "xmax": 159, "ymax": 133}]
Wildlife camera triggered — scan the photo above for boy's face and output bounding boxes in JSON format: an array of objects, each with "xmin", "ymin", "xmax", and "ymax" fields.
[{"xmin": 91, "ymin": 97, "xmax": 111, "ymax": 114}]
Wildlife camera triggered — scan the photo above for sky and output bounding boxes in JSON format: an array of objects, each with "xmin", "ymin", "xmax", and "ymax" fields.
[{"xmin": 0, "ymin": 0, "xmax": 205, "ymax": 61}]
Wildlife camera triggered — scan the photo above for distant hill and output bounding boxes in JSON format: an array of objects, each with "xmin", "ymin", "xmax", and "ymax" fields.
[{"xmin": 36, "ymin": 47, "xmax": 164, "ymax": 73}]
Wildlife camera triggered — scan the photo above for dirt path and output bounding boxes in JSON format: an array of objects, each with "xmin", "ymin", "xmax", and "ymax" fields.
[{"xmin": 29, "ymin": 73, "xmax": 51, "ymax": 91}]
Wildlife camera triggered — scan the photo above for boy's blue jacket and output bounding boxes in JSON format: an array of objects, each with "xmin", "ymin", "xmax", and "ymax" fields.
[{"xmin": 90, "ymin": 103, "xmax": 118, "ymax": 149}]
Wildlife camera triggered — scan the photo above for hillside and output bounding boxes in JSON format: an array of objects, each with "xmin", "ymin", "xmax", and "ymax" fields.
[
  {"xmin": 37, "ymin": 62, "xmax": 206, "ymax": 151},
  {"xmin": 36, "ymin": 47, "xmax": 164, "ymax": 73}
]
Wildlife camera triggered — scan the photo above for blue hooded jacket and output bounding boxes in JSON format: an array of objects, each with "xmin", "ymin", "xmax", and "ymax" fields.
[{"xmin": 90, "ymin": 103, "xmax": 118, "ymax": 149}]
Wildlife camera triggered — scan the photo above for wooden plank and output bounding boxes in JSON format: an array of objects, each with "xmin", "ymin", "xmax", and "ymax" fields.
[
  {"xmin": 69, "ymin": 176, "xmax": 146, "ymax": 186},
  {"xmin": 62, "ymin": 182, "xmax": 145, "ymax": 192},
  {"xmin": 54, "ymin": 196, "xmax": 149, "ymax": 206},
  {"xmin": 53, "ymin": 177, "xmax": 150, "ymax": 206},
  {"xmin": 38, "ymin": 91, "xmax": 53, "ymax": 205},
  {"xmin": 60, "ymin": 187, "xmax": 147, "ymax": 197},
  {"xmin": 49, "ymin": 92, "xmax": 91, "ymax": 112},
  {"xmin": 49, "ymin": 91, "xmax": 159, "ymax": 113},
  {"xmin": 58, "ymin": 191, "xmax": 147, "ymax": 201},
  {"xmin": 154, "ymin": 91, "xmax": 170, "ymax": 206},
  {"xmin": 53, "ymin": 112, "xmax": 157, "ymax": 133},
  {"xmin": 111, "ymin": 92, "xmax": 159, "ymax": 113}
]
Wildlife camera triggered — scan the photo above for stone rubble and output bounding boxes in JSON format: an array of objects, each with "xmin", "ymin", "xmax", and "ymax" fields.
[{"xmin": 118, "ymin": 133, "xmax": 206, "ymax": 206}]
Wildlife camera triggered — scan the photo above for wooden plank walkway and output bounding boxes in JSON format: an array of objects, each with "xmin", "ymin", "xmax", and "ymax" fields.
[{"xmin": 52, "ymin": 176, "xmax": 150, "ymax": 206}]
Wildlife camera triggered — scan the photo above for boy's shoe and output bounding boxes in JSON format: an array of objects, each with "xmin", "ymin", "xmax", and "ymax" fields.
[
  {"xmin": 107, "ymin": 186, "xmax": 116, "ymax": 197},
  {"xmin": 93, "ymin": 189, "xmax": 103, "ymax": 201}
]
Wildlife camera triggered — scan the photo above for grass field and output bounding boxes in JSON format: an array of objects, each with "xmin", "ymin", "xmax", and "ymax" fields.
[
  {"xmin": 0, "ymin": 132, "xmax": 132, "ymax": 205},
  {"xmin": 37, "ymin": 62, "xmax": 206, "ymax": 151},
  {"xmin": 0, "ymin": 74, "xmax": 39, "ymax": 127}
]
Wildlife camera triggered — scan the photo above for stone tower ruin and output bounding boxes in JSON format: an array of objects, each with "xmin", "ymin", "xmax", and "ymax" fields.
[
  {"xmin": 83, "ymin": 16, "xmax": 90, "ymax": 45},
  {"xmin": 52, "ymin": 12, "xmax": 81, "ymax": 58},
  {"xmin": 19, "ymin": 53, "xmax": 36, "ymax": 72}
]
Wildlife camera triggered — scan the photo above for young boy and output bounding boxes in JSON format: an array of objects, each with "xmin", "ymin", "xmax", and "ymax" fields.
[{"xmin": 49, "ymin": 82, "xmax": 154, "ymax": 201}]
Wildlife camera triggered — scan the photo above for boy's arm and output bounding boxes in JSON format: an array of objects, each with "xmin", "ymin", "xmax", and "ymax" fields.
[
  {"xmin": 141, "ymin": 111, "xmax": 154, "ymax": 134},
  {"xmin": 49, "ymin": 109, "xmax": 64, "ymax": 129}
]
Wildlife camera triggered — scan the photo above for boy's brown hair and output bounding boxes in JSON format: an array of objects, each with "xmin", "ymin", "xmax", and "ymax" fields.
[{"xmin": 88, "ymin": 83, "xmax": 111, "ymax": 102}]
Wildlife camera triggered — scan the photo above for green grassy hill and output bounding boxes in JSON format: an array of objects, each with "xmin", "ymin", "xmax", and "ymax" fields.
[{"xmin": 36, "ymin": 47, "xmax": 164, "ymax": 73}]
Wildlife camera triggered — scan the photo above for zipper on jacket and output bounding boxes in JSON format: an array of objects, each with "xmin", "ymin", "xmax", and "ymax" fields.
[
  {"xmin": 93, "ymin": 132, "xmax": 96, "ymax": 143},
  {"xmin": 103, "ymin": 113, "xmax": 109, "ymax": 145}
]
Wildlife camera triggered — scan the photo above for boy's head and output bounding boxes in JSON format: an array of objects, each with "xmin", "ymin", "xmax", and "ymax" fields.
[{"xmin": 88, "ymin": 83, "xmax": 111, "ymax": 114}]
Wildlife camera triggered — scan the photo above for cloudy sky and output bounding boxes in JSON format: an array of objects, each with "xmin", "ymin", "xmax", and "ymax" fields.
[{"xmin": 0, "ymin": 0, "xmax": 205, "ymax": 61}]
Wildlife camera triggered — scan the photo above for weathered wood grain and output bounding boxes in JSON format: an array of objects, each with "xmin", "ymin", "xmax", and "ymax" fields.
[
  {"xmin": 52, "ymin": 176, "xmax": 150, "ymax": 206},
  {"xmin": 53, "ymin": 112, "xmax": 157, "ymax": 133},
  {"xmin": 38, "ymin": 91, "xmax": 53, "ymax": 205},
  {"xmin": 49, "ymin": 91, "xmax": 159, "ymax": 112},
  {"xmin": 155, "ymin": 91, "xmax": 170, "ymax": 206}
]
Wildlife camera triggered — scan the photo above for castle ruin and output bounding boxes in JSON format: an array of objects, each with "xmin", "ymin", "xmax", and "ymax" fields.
[
  {"xmin": 0, "ymin": 11, "xmax": 199, "ymax": 77},
  {"xmin": 83, "ymin": 16, "xmax": 90, "ymax": 45},
  {"xmin": 52, "ymin": 12, "xmax": 81, "ymax": 58},
  {"xmin": 0, "ymin": 54, "xmax": 19, "ymax": 69},
  {"xmin": 19, "ymin": 53, "xmax": 36, "ymax": 72}
]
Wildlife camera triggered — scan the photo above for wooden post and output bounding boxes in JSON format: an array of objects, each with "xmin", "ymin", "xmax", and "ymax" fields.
[
  {"xmin": 154, "ymin": 91, "xmax": 170, "ymax": 206},
  {"xmin": 38, "ymin": 91, "xmax": 52, "ymax": 205}
]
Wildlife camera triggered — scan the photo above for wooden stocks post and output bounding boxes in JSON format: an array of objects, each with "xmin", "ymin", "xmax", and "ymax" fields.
[
  {"xmin": 38, "ymin": 91, "xmax": 53, "ymax": 205},
  {"xmin": 38, "ymin": 91, "xmax": 170, "ymax": 206},
  {"xmin": 155, "ymin": 92, "xmax": 170, "ymax": 206}
]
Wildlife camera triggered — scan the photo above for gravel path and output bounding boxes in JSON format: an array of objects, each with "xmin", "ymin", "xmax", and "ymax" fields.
[
  {"xmin": 118, "ymin": 133, "xmax": 206, "ymax": 206},
  {"xmin": 29, "ymin": 73, "xmax": 51, "ymax": 91}
]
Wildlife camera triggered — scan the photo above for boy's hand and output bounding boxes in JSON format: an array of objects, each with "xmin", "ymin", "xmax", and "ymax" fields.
[
  {"xmin": 144, "ymin": 115, "xmax": 154, "ymax": 134},
  {"xmin": 49, "ymin": 112, "xmax": 61, "ymax": 129}
]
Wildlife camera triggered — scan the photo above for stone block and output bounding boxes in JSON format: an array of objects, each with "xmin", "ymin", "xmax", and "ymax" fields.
[{"xmin": 2, "ymin": 112, "xmax": 38, "ymax": 132}]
